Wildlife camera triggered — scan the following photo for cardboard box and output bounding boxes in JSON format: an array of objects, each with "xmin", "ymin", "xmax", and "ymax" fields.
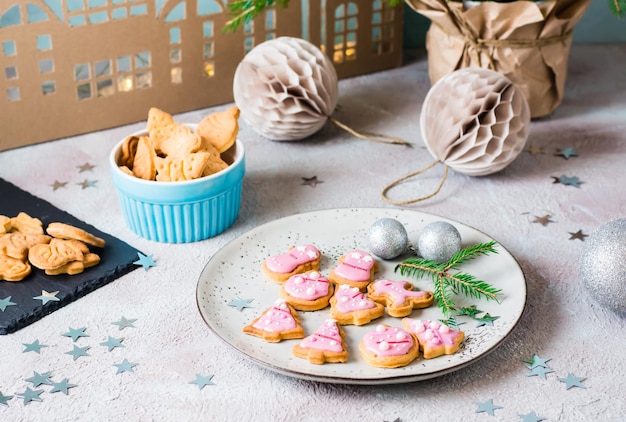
[{"xmin": 0, "ymin": 0, "xmax": 403, "ymax": 150}]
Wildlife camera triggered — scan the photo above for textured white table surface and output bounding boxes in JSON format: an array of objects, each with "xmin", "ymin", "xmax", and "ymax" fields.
[{"xmin": 1, "ymin": 45, "xmax": 625, "ymax": 422}]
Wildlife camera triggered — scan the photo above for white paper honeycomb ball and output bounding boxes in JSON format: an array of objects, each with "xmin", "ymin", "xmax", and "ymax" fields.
[
  {"xmin": 420, "ymin": 68, "xmax": 530, "ymax": 176},
  {"xmin": 233, "ymin": 37, "xmax": 338, "ymax": 141}
]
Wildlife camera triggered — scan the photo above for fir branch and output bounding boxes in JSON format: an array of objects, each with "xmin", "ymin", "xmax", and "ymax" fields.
[
  {"xmin": 225, "ymin": 0, "xmax": 404, "ymax": 32},
  {"xmin": 395, "ymin": 241, "xmax": 501, "ymax": 317},
  {"xmin": 224, "ymin": 0, "xmax": 291, "ymax": 32},
  {"xmin": 610, "ymin": 0, "xmax": 626, "ymax": 18}
]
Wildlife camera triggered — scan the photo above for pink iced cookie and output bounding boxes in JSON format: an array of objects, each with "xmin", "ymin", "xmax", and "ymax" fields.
[
  {"xmin": 329, "ymin": 284, "xmax": 384, "ymax": 326},
  {"xmin": 243, "ymin": 299, "xmax": 304, "ymax": 343},
  {"xmin": 367, "ymin": 279, "xmax": 434, "ymax": 317},
  {"xmin": 292, "ymin": 319, "xmax": 348, "ymax": 364},
  {"xmin": 359, "ymin": 324, "xmax": 419, "ymax": 368},
  {"xmin": 329, "ymin": 249, "xmax": 379, "ymax": 291},
  {"xmin": 262, "ymin": 244, "xmax": 321, "ymax": 283},
  {"xmin": 402, "ymin": 318, "xmax": 465, "ymax": 359},
  {"xmin": 280, "ymin": 270, "xmax": 334, "ymax": 311}
]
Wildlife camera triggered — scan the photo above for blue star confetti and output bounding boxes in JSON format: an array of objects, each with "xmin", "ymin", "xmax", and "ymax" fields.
[
  {"xmin": 22, "ymin": 339, "xmax": 48, "ymax": 354},
  {"xmin": 569, "ymin": 230, "xmax": 588, "ymax": 241},
  {"xmin": 552, "ymin": 175, "xmax": 583, "ymax": 187},
  {"xmin": 100, "ymin": 336, "xmax": 125, "ymax": 351},
  {"xmin": 62, "ymin": 326, "xmax": 89, "ymax": 342},
  {"xmin": 16, "ymin": 387, "xmax": 43, "ymax": 405},
  {"xmin": 475, "ymin": 398, "xmax": 503, "ymax": 416},
  {"xmin": 78, "ymin": 162, "xmax": 96, "ymax": 172},
  {"xmin": 0, "ymin": 391, "xmax": 13, "ymax": 406},
  {"xmin": 0, "ymin": 296, "xmax": 17, "ymax": 311},
  {"xmin": 33, "ymin": 290, "xmax": 60, "ymax": 305},
  {"xmin": 114, "ymin": 358, "xmax": 138, "ymax": 374},
  {"xmin": 77, "ymin": 179, "xmax": 98, "ymax": 189},
  {"xmin": 189, "ymin": 374, "xmax": 216, "ymax": 390},
  {"xmin": 527, "ymin": 365, "xmax": 555, "ymax": 380},
  {"xmin": 25, "ymin": 371, "xmax": 53, "ymax": 387},
  {"xmin": 524, "ymin": 354, "xmax": 552, "ymax": 369},
  {"xmin": 112, "ymin": 316, "xmax": 137, "ymax": 330},
  {"xmin": 555, "ymin": 147, "xmax": 578, "ymax": 159},
  {"xmin": 458, "ymin": 305, "xmax": 483, "ymax": 318},
  {"xmin": 559, "ymin": 373, "xmax": 586, "ymax": 390},
  {"xmin": 65, "ymin": 345, "xmax": 90, "ymax": 361},
  {"xmin": 49, "ymin": 378, "xmax": 77, "ymax": 395},
  {"xmin": 134, "ymin": 252, "xmax": 157, "ymax": 270},
  {"xmin": 518, "ymin": 410, "xmax": 546, "ymax": 422},
  {"xmin": 475, "ymin": 313, "xmax": 499, "ymax": 327},
  {"xmin": 227, "ymin": 297, "xmax": 254, "ymax": 311},
  {"xmin": 50, "ymin": 180, "xmax": 68, "ymax": 191}
]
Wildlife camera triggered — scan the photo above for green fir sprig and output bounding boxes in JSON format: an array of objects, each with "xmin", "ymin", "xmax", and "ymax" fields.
[
  {"xmin": 610, "ymin": 0, "xmax": 626, "ymax": 18},
  {"xmin": 225, "ymin": 0, "xmax": 291, "ymax": 32},
  {"xmin": 225, "ymin": 0, "xmax": 404, "ymax": 32},
  {"xmin": 395, "ymin": 241, "xmax": 501, "ymax": 317},
  {"xmin": 225, "ymin": 0, "xmax": 623, "ymax": 33}
]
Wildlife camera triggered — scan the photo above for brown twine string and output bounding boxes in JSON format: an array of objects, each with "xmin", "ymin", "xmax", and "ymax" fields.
[
  {"xmin": 328, "ymin": 117, "xmax": 411, "ymax": 146},
  {"xmin": 440, "ymin": 4, "xmax": 573, "ymax": 69},
  {"xmin": 381, "ymin": 160, "xmax": 449, "ymax": 205}
]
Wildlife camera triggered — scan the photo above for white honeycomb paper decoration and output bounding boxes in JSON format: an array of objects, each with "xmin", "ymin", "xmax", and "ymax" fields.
[
  {"xmin": 420, "ymin": 67, "xmax": 530, "ymax": 176},
  {"xmin": 233, "ymin": 37, "xmax": 339, "ymax": 141}
]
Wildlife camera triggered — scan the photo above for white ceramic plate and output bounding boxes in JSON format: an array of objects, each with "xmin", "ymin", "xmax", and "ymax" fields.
[{"xmin": 196, "ymin": 208, "xmax": 526, "ymax": 384}]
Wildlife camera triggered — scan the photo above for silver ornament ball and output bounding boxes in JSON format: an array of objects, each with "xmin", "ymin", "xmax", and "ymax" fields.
[
  {"xmin": 368, "ymin": 218, "xmax": 408, "ymax": 260},
  {"xmin": 418, "ymin": 221, "xmax": 462, "ymax": 263},
  {"xmin": 579, "ymin": 218, "xmax": 626, "ymax": 313}
]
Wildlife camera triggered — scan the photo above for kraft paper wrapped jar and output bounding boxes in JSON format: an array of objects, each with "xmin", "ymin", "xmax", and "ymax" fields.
[{"xmin": 405, "ymin": 0, "xmax": 591, "ymax": 118}]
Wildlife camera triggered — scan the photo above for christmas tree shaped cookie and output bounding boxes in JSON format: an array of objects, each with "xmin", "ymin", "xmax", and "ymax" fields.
[
  {"xmin": 402, "ymin": 318, "xmax": 465, "ymax": 359},
  {"xmin": 292, "ymin": 319, "xmax": 348, "ymax": 364},
  {"xmin": 367, "ymin": 279, "xmax": 434, "ymax": 317},
  {"xmin": 243, "ymin": 299, "xmax": 304, "ymax": 342}
]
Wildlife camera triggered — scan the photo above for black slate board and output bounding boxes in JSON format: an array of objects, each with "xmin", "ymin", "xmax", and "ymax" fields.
[{"xmin": 0, "ymin": 178, "xmax": 142, "ymax": 335}]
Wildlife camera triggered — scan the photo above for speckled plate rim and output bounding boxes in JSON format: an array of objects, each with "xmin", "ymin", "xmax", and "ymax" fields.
[{"xmin": 196, "ymin": 208, "xmax": 527, "ymax": 385}]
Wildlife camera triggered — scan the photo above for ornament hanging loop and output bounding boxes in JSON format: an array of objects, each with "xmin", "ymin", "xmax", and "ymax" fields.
[
  {"xmin": 328, "ymin": 117, "xmax": 411, "ymax": 147},
  {"xmin": 381, "ymin": 160, "xmax": 449, "ymax": 205}
]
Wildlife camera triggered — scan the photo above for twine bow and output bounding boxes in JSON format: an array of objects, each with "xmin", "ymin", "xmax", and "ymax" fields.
[{"xmin": 440, "ymin": 3, "xmax": 573, "ymax": 70}]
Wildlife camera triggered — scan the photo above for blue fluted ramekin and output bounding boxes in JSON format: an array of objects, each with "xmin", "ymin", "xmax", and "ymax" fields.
[{"xmin": 109, "ymin": 126, "xmax": 245, "ymax": 243}]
